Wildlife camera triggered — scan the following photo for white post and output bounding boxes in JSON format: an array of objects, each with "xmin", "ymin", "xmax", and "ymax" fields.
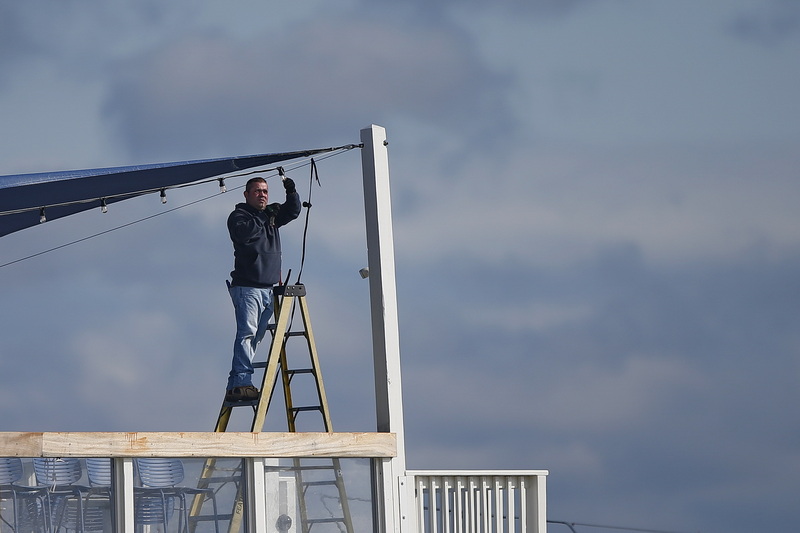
[
  {"xmin": 527, "ymin": 474, "xmax": 548, "ymax": 533},
  {"xmin": 245, "ymin": 458, "xmax": 268, "ymax": 533},
  {"xmin": 361, "ymin": 124, "xmax": 408, "ymax": 533},
  {"xmin": 112, "ymin": 458, "xmax": 134, "ymax": 533}
]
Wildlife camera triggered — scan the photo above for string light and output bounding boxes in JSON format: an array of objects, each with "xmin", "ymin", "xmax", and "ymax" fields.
[
  {"xmin": 22, "ymin": 163, "xmax": 304, "ymax": 227},
  {"xmin": 2, "ymin": 146, "xmax": 360, "ymax": 270},
  {"xmin": 0, "ymin": 144, "xmax": 360, "ymax": 222}
]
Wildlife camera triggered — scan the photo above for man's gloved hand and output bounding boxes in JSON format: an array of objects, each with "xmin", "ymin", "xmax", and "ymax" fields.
[{"xmin": 283, "ymin": 177, "xmax": 296, "ymax": 194}]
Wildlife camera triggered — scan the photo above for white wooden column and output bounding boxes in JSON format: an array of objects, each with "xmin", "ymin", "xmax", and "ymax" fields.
[
  {"xmin": 112, "ymin": 457, "xmax": 134, "ymax": 533},
  {"xmin": 245, "ymin": 458, "xmax": 268, "ymax": 533},
  {"xmin": 361, "ymin": 124, "xmax": 408, "ymax": 533}
]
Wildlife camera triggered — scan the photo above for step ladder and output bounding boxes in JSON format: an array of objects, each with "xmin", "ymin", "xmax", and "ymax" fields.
[{"xmin": 189, "ymin": 284, "xmax": 354, "ymax": 533}]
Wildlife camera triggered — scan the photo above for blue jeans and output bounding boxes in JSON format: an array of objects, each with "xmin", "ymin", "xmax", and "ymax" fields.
[{"xmin": 228, "ymin": 285, "xmax": 274, "ymax": 390}]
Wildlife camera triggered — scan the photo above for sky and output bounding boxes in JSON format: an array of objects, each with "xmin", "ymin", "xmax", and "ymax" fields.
[{"xmin": 1, "ymin": 1, "xmax": 799, "ymax": 532}]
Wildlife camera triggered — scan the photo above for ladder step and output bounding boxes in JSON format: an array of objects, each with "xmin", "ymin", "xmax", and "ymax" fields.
[
  {"xmin": 302, "ymin": 480, "xmax": 339, "ymax": 487},
  {"xmin": 266, "ymin": 464, "xmax": 340, "ymax": 473},
  {"xmin": 254, "ymin": 363, "xmax": 312, "ymax": 372},
  {"xmin": 190, "ymin": 514, "xmax": 234, "ymax": 522},
  {"xmin": 307, "ymin": 518, "xmax": 347, "ymax": 525},
  {"xmin": 285, "ymin": 368, "xmax": 315, "ymax": 377},
  {"xmin": 222, "ymin": 399, "xmax": 259, "ymax": 407},
  {"xmin": 290, "ymin": 406, "xmax": 322, "ymax": 413},
  {"xmin": 198, "ymin": 475, "xmax": 241, "ymax": 484}
]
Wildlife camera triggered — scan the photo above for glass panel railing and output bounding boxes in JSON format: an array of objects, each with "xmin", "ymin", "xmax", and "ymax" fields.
[
  {"xmin": 263, "ymin": 457, "xmax": 373, "ymax": 533},
  {"xmin": 2, "ymin": 456, "xmax": 375, "ymax": 533},
  {"xmin": 136, "ymin": 457, "xmax": 239, "ymax": 533}
]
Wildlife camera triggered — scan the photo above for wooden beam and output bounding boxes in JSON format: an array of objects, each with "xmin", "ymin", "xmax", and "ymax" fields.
[{"xmin": 0, "ymin": 432, "xmax": 396, "ymax": 458}]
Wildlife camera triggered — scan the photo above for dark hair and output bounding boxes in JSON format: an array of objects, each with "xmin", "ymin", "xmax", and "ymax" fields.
[{"xmin": 245, "ymin": 177, "xmax": 267, "ymax": 192}]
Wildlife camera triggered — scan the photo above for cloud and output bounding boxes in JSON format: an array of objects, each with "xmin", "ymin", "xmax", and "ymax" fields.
[
  {"xmin": 407, "ymin": 350, "xmax": 704, "ymax": 436},
  {"xmin": 390, "ymin": 0, "xmax": 592, "ymax": 18},
  {"xmin": 396, "ymin": 241, "xmax": 800, "ymax": 532},
  {"xmin": 0, "ymin": 4, "xmax": 36, "ymax": 72},
  {"xmin": 0, "ymin": 1, "xmax": 169, "ymax": 79},
  {"xmin": 71, "ymin": 311, "xmax": 177, "ymax": 390},
  {"xmin": 102, "ymin": 17, "xmax": 513, "ymax": 161},
  {"xmin": 729, "ymin": 0, "xmax": 800, "ymax": 45},
  {"xmin": 384, "ymin": 141, "xmax": 800, "ymax": 275}
]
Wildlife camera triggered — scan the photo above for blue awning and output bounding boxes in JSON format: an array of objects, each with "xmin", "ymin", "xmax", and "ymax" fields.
[{"xmin": 0, "ymin": 148, "xmax": 335, "ymax": 238}]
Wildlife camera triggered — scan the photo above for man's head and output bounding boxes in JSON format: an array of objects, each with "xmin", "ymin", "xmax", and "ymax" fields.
[{"xmin": 244, "ymin": 177, "xmax": 269, "ymax": 211}]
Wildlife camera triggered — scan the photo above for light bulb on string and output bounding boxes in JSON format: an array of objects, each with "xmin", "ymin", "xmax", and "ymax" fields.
[
  {"xmin": 160, "ymin": 189, "xmax": 167, "ymax": 204},
  {"xmin": 100, "ymin": 198, "xmax": 108, "ymax": 213},
  {"xmin": 218, "ymin": 178, "xmax": 226, "ymax": 193},
  {"xmin": 39, "ymin": 207, "xmax": 47, "ymax": 223}
]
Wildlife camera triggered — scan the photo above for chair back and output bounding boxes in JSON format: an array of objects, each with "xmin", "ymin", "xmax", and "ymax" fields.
[
  {"xmin": 33, "ymin": 457, "xmax": 83, "ymax": 486},
  {"xmin": 0, "ymin": 457, "xmax": 24, "ymax": 484},
  {"xmin": 134, "ymin": 492, "xmax": 176, "ymax": 525},
  {"xmin": 136, "ymin": 458, "xmax": 185, "ymax": 488},
  {"xmin": 86, "ymin": 458, "xmax": 113, "ymax": 487},
  {"xmin": 1, "ymin": 458, "xmax": 48, "ymax": 531}
]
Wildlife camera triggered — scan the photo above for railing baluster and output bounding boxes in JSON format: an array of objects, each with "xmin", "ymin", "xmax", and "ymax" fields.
[
  {"xmin": 520, "ymin": 476, "xmax": 526, "ymax": 532},
  {"xmin": 454, "ymin": 477, "xmax": 464, "ymax": 533}
]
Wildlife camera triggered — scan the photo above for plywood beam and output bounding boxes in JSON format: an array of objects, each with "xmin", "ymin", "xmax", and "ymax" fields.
[{"xmin": 0, "ymin": 431, "xmax": 396, "ymax": 458}]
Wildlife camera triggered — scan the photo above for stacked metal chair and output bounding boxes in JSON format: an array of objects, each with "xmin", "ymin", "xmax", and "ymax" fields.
[
  {"xmin": 135, "ymin": 458, "xmax": 220, "ymax": 533},
  {"xmin": 32, "ymin": 458, "xmax": 88, "ymax": 533},
  {"xmin": 1, "ymin": 457, "xmax": 51, "ymax": 533}
]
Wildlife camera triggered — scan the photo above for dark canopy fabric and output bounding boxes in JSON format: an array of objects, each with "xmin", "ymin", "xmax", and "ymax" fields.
[{"xmin": 0, "ymin": 149, "xmax": 330, "ymax": 238}]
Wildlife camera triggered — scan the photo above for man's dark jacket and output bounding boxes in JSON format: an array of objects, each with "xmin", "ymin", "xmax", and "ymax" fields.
[{"xmin": 227, "ymin": 192, "xmax": 301, "ymax": 287}]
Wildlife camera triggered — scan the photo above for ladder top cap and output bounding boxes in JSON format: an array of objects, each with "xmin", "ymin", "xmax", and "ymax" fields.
[{"xmin": 274, "ymin": 284, "xmax": 306, "ymax": 297}]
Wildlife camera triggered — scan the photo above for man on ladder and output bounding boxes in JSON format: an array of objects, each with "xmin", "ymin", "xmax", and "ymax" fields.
[
  {"xmin": 196, "ymin": 167, "xmax": 354, "ymax": 533},
  {"xmin": 225, "ymin": 172, "xmax": 299, "ymax": 402}
]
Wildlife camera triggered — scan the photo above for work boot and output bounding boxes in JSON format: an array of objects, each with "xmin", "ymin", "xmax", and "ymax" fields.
[{"xmin": 225, "ymin": 385, "xmax": 260, "ymax": 402}]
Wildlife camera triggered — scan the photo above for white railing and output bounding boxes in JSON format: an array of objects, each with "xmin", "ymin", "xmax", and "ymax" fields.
[
  {"xmin": 0, "ymin": 434, "xmax": 549, "ymax": 533},
  {"xmin": 404, "ymin": 470, "xmax": 548, "ymax": 533}
]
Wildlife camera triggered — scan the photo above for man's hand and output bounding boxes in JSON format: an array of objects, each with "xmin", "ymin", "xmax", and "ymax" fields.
[{"xmin": 283, "ymin": 177, "xmax": 296, "ymax": 194}]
